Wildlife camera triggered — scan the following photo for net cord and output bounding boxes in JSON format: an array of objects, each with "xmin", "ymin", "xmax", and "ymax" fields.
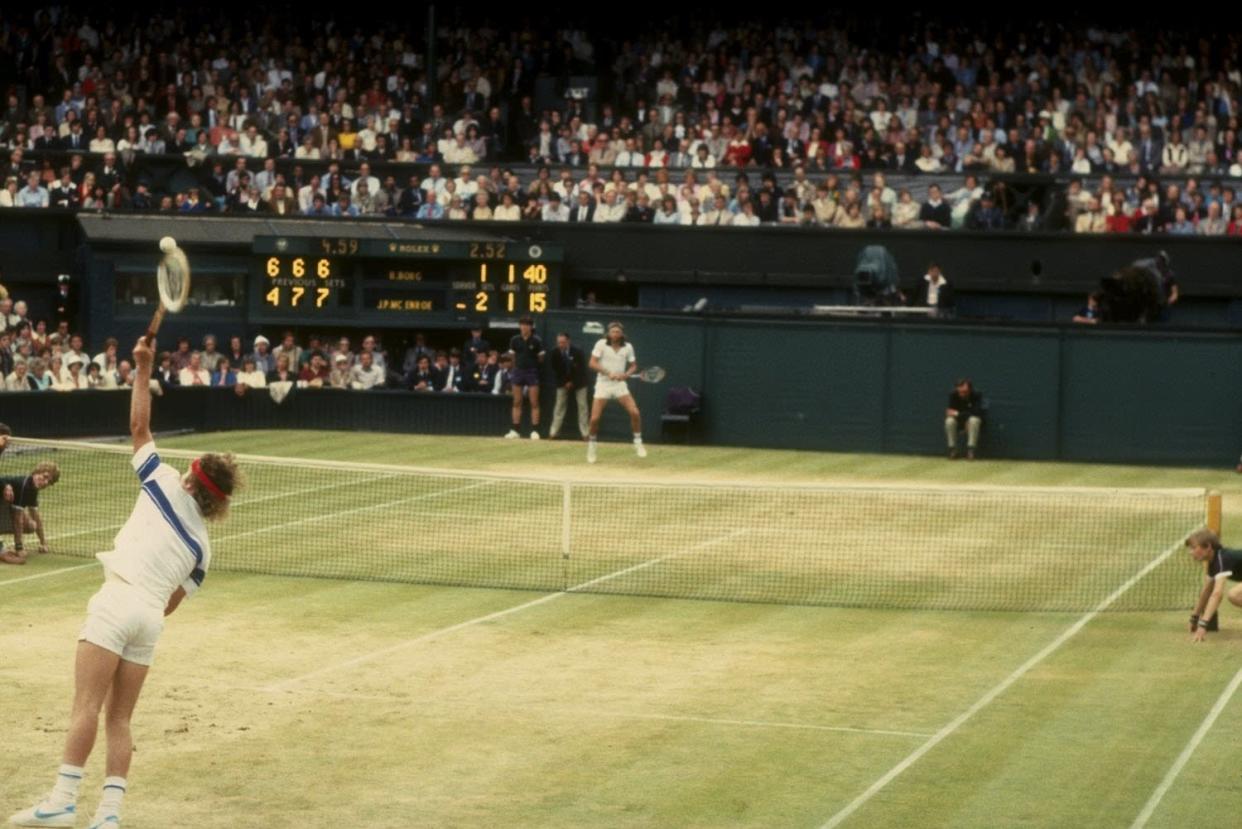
[{"xmin": 7, "ymin": 438, "xmax": 1209, "ymax": 499}]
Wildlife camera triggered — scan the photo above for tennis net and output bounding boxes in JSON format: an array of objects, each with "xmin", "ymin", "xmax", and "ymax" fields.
[{"xmin": 5, "ymin": 437, "xmax": 1212, "ymax": 612}]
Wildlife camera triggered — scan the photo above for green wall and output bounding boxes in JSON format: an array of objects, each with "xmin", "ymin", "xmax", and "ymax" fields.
[{"xmin": 546, "ymin": 312, "xmax": 1242, "ymax": 465}]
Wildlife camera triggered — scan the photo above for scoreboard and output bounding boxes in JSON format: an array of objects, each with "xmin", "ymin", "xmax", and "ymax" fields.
[{"xmin": 250, "ymin": 236, "xmax": 561, "ymax": 328}]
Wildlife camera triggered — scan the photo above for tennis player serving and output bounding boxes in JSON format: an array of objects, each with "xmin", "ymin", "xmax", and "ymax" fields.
[
  {"xmin": 9, "ymin": 336, "xmax": 241, "ymax": 829},
  {"xmin": 586, "ymin": 321, "xmax": 646, "ymax": 463}
]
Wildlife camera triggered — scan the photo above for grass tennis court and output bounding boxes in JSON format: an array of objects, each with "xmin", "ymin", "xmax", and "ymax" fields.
[{"xmin": 2, "ymin": 431, "xmax": 1241, "ymax": 827}]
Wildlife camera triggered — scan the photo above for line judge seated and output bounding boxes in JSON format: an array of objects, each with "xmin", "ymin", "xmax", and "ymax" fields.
[{"xmin": 944, "ymin": 378, "xmax": 984, "ymax": 460}]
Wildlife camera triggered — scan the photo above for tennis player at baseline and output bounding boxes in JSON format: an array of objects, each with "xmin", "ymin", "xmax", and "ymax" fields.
[
  {"xmin": 586, "ymin": 321, "xmax": 646, "ymax": 463},
  {"xmin": 10, "ymin": 336, "xmax": 242, "ymax": 829},
  {"xmin": 1187, "ymin": 529, "xmax": 1242, "ymax": 643}
]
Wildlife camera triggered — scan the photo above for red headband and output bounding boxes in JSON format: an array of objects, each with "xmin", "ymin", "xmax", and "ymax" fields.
[{"xmin": 191, "ymin": 458, "xmax": 228, "ymax": 501}]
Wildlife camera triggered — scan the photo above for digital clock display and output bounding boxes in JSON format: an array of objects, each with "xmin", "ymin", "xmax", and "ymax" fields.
[{"xmin": 250, "ymin": 236, "xmax": 561, "ymax": 328}]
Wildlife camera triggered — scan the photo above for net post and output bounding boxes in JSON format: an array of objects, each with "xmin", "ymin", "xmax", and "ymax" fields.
[{"xmin": 1207, "ymin": 490, "xmax": 1222, "ymax": 535}]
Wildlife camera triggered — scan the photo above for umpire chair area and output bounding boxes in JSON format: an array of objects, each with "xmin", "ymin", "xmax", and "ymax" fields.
[{"xmin": 661, "ymin": 386, "xmax": 703, "ymax": 444}]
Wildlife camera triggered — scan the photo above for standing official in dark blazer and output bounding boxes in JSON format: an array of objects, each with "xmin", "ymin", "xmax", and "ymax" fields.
[{"xmin": 548, "ymin": 332, "xmax": 589, "ymax": 438}]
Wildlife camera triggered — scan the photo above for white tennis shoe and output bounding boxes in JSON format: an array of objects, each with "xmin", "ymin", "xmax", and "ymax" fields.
[
  {"xmin": 634, "ymin": 440, "xmax": 647, "ymax": 458},
  {"xmin": 9, "ymin": 798, "xmax": 77, "ymax": 827},
  {"xmin": 587, "ymin": 441, "xmax": 597, "ymax": 463},
  {"xmin": 529, "ymin": 432, "xmax": 541, "ymax": 441},
  {"xmin": 88, "ymin": 813, "xmax": 120, "ymax": 829},
  {"xmin": 504, "ymin": 429, "xmax": 520, "ymax": 439}
]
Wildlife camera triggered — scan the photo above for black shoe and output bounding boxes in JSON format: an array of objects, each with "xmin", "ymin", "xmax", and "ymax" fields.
[
  {"xmin": 1207, "ymin": 614, "xmax": 1220, "ymax": 632},
  {"xmin": 966, "ymin": 449, "xmax": 976, "ymax": 460},
  {"xmin": 948, "ymin": 448, "xmax": 959, "ymax": 460}
]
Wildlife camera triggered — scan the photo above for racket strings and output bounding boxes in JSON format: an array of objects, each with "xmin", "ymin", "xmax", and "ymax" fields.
[{"xmin": 159, "ymin": 250, "xmax": 192, "ymax": 311}]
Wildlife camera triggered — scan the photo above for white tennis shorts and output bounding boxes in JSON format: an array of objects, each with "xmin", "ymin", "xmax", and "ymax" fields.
[
  {"xmin": 594, "ymin": 379, "xmax": 632, "ymax": 400},
  {"xmin": 79, "ymin": 578, "xmax": 165, "ymax": 666}
]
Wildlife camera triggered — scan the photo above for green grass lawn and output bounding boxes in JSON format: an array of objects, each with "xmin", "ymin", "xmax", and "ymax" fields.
[{"xmin": 1, "ymin": 431, "xmax": 1240, "ymax": 828}]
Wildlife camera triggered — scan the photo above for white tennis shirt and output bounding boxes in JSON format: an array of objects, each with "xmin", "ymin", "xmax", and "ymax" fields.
[
  {"xmin": 591, "ymin": 339, "xmax": 636, "ymax": 377},
  {"xmin": 97, "ymin": 442, "xmax": 212, "ymax": 605}
]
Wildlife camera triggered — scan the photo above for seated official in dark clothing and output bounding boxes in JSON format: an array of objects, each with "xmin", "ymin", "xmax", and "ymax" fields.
[
  {"xmin": 404, "ymin": 355, "xmax": 436, "ymax": 391},
  {"xmin": 944, "ymin": 378, "xmax": 984, "ymax": 459},
  {"xmin": 465, "ymin": 354, "xmax": 499, "ymax": 393}
]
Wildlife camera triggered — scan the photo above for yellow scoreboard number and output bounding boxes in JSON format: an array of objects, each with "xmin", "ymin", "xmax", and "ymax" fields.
[
  {"xmin": 471, "ymin": 262, "xmax": 550, "ymax": 313},
  {"xmin": 264, "ymin": 257, "xmax": 333, "ymax": 309}
]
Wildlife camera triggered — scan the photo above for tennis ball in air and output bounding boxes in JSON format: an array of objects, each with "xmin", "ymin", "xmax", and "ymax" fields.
[{"xmin": 159, "ymin": 236, "xmax": 177, "ymax": 253}]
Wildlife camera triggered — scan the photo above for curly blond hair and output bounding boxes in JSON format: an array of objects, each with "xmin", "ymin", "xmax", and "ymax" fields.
[{"xmin": 189, "ymin": 453, "xmax": 244, "ymax": 521}]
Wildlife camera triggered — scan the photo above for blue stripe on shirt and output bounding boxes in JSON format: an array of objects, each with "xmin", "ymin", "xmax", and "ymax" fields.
[
  {"xmin": 141, "ymin": 480, "xmax": 204, "ymax": 568},
  {"xmin": 136, "ymin": 454, "xmax": 160, "ymax": 482}
]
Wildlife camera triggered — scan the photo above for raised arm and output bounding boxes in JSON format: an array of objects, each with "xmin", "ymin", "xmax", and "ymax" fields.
[{"xmin": 130, "ymin": 337, "xmax": 155, "ymax": 452}]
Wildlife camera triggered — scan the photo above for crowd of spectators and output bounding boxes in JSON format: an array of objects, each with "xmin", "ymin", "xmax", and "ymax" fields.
[
  {"xmin": 2, "ymin": 11, "xmax": 1242, "ymax": 233},
  {"xmin": 146, "ymin": 329, "xmax": 514, "ymax": 395},
  {"xmin": 0, "ymin": 281, "xmax": 517, "ymax": 397}
]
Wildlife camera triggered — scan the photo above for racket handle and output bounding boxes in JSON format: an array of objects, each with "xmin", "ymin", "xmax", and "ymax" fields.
[{"xmin": 145, "ymin": 305, "xmax": 166, "ymax": 344}]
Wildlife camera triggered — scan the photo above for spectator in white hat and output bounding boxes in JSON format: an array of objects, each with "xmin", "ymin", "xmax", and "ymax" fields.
[
  {"xmin": 59, "ymin": 355, "xmax": 88, "ymax": 390},
  {"xmin": 328, "ymin": 353, "xmax": 351, "ymax": 389},
  {"xmin": 249, "ymin": 335, "xmax": 274, "ymax": 374}
]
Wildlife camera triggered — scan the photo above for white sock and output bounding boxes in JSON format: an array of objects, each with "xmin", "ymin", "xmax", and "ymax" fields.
[
  {"xmin": 49, "ymin": 764, "xmax": 84, "ymax": 806},
  {"xmin": 588, "ymin": 436, "xmax": 597, "ymax": 443},
  {"xmin": 97, "ymin": 777, "xmax": 127, "ymax": 815},
  {"xmin": 633, "ymin": 433, "xmax": 643, "ymax": 442}
]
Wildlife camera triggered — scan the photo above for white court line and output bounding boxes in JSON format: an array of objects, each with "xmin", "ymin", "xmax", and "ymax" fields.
[
  {"xmin": 819, "ymin": 535, "xmax": 1194, "ymax": 829},
  {"xmin": 0, "ymin": 562, "xmax": 98, "ymax": 587},
  {"xmin": 1130, "ymin": 664, "xmax": 1242, "ymax": 828},
  {"xmin": 44, "ymin": 471, "xmax": 402, "ymax": 544},
  {"xmin": 215, "ymin": 479, "xmax": 492, "ymax": 545},
  {"xmin": 264, "ymin": 527, "xmax": 750, "ymax": 692},
  {"xmin": 236, "ymin": 683, "xmax": 929, "ymax": 738}
]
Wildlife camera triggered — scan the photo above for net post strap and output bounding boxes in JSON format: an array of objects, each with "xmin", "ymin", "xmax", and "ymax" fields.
[{"xmin": 1208, "ymin": 491, "xmax": 1223, "ymax": 535}]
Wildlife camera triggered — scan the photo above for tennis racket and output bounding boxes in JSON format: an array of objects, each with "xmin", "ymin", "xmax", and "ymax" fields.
[
  {"xmin": 145, "ymin": 238, "xmax": 191, "ymax": 344},
  {"xmin": 632, "ymin": 366, "xmax": 666, "ymax": 383}
]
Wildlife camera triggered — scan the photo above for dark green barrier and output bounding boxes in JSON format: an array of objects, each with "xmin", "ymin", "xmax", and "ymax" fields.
[
  {"xmin": 701, "ymin": 320, "xmax": 888, "ymax": 450},
  {"xmin": 4, "ymin": 316, "xmax": 1240, "ymax": 466},
  {"xmin": 884, "ymin": 327, "xmax": 1062, "ymax": 459},
  {"xmin": 1059, "ymin": 331, "xmax": 1242, "ymax": 463},
  {"xmin": 545, "ymin": 311, "xmax": 1242, "ymax": 465}
]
